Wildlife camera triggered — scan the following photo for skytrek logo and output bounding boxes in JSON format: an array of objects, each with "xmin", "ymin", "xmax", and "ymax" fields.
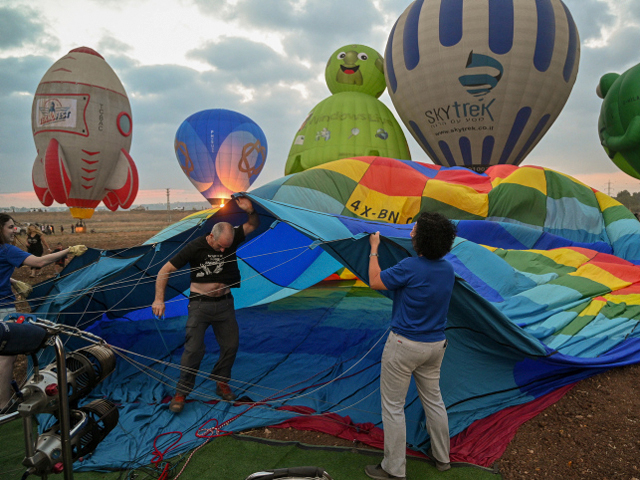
[
  {"xmin": 458, "ymin": 51, "xmax": 504, "ymax": 98},
  {"xmin": 423, "ymin": 52, "xmax": 502, "ymax": 127}
]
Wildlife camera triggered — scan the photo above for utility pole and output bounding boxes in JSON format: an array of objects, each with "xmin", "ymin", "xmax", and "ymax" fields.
[{"xmin": 166, "ymin": 188, "xmax": 171, "ymax": 223}]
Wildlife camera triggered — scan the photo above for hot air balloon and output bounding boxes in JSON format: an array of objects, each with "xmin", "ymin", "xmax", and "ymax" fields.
[
  {"xmin": 384, "ymin": 0, "xmax": 580, "ymax": 172},
  {"xmin": 285, "ymin": 92, "xmax": 410, "ymax": 175},
  {"xmin": 174, "ymin": 109, "xmax": 267, "ymax": 206},
  {"xmin": 597, "ymin": 63, "xmax": 640, "ymax": 179},
  {"xmin": 325, "ymin": 44, "xmax": 386, "ymax": 98},
  {"xmin": 285, "ymin": 44, "xmax": 411, "ymax": 175},
  {"xmin": 31, "ymin": 47, "xmax": 139, "ymax": 220}
]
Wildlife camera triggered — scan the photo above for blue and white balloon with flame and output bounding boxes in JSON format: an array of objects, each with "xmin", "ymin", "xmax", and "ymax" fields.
[
  {"xmin": 175, "ymin": 109, "xmax": 267, "ymax": 205},
  {"xmin": 385, "ymin": 0, "xmax": 580, "ymax": 171}
]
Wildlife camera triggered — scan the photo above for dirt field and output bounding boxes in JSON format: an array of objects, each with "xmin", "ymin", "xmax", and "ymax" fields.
[{"xmin": 6, "ymin": 210, "xmax": 640, "ymax": 479}]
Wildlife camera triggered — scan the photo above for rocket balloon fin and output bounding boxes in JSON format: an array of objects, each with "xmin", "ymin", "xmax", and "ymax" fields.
[
  {"xmin": 44, "ymin": 138, "xmax": 72, "ymax": 203},
  {"xmin": 103, "ymin": 149, "xmax": 139, "ymax": 210},
  {"xmin": 32, "ymin": 156, "xmax": 54, "ymax": 207}
]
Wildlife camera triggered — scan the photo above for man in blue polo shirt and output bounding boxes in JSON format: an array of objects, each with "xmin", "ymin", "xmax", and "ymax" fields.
[{"xmin": 365, "ymin": 212, "xmax": 457, "ymax": 480}]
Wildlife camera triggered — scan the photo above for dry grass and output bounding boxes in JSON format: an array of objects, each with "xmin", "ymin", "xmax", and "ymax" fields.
[{"xmin": 10, "ymin": 209, "xmax": 198, "ymax": 234}]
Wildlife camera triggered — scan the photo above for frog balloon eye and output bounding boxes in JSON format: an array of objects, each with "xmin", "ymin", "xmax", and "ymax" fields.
[
  {"xmin": 357, "ymin": 52, "xmax": 368, "ymax": 61},
  {"xmin": 337, "ymin": 52, "xmax": 346, "ymax": 60},
  {"xmin": 117, "ymin": 112, "xmax": 132, "ymax": 137}
]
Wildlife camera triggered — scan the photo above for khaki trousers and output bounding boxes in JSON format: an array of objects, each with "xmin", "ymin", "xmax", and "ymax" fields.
[{"xmin": 380, "ymin": 331, "xmax": 450, "ymax": 477}]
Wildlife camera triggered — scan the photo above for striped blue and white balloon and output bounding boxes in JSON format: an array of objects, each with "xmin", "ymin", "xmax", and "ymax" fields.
[{"xmin": 385, "ymin": 0, "xmax": 580, "ymax": 171}]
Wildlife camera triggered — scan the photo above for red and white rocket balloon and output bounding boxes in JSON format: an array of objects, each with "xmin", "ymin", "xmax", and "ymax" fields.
[{"xmin": 31, "ymin": 47, "xmax": 139, "ymax": 219}]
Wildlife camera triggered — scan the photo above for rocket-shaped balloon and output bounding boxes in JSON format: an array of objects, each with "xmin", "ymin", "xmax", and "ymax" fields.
[{"xmin": 31, "ymin": 47, "xmax": 138, "ymax": 219}]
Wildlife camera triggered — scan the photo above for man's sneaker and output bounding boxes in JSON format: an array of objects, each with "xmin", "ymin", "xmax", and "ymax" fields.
[
  {"xmin": 364, "ymin": 464, "xmax": 405, "ymax": 480},
  {"xmin": 427, "ymin": 448, "xmax": 451, "ymax": 471},
  {"xmin": 216, "ymin": 382, "xmax": 237, "ymax": 401},
  {"xmin": 169, "ymin": 393, "xmax": 186, "ymax": 413}
]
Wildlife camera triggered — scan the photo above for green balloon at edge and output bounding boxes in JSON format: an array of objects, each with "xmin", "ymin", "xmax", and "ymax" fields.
[
  {"xmin": 325, "ymin": 44, "xmax": 386, "ymax": 98},
  {"xmin": 285, "ymin": 92, "xmax": 411, "ymax": 175},
  {"xmin": 598, "ymin": 63, "xmax": 640, "ymax": 179}
]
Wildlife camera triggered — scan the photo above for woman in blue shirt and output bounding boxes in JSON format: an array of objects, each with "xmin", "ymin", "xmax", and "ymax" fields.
[
  {"xmin": 0, "ymin": 214, "xmax": 86, "ymax": 411},
  {"xmin": 365, "ymin": 212, "xmax": 457, "ymax": 480}
]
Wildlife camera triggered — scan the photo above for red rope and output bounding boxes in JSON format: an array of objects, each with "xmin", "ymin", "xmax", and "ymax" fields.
[{"xmin": 150, "ymin": 431, "xmax": 183, "ymax": 472}]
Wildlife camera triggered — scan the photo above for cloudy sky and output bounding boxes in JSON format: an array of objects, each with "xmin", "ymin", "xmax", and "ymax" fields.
[{"xmin": 1, "ymin": 0, "xmax": 640, "ymax": 208}]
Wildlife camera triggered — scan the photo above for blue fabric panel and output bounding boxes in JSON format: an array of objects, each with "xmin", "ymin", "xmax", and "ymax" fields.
[
  {"xmin": 386, "ymin": 20, "xmax": 399, "ymax": 93},
  {"xmin": 447, "ymin": 254, "xmax": 504, "ymax": 302},
  {"xmin": 561, "ymin": 1, "xmax": 579, "ymax": 82},
  {"xmin": 533, "ymin": 0, "xmax": 556, "ymax": 72},
  {"xmin": 404, "ymin": 0, "xmax": 424, "ymax": 69},
  {"xmin": 489, "ymin": 0, "xmax": 515, "ymax": 55},
  {"xmin": 456, "ymin": 220, "xmax": 528, "ymax": 250},
  {"xmin": 402, "ymin": 159, "xmax": 441, "ymax": 178},
  {"xmin": 544, "ymin": 196, "xmax": 605, "ymax": 237}
]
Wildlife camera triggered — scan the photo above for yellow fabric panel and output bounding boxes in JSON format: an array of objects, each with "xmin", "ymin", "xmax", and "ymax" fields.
[
  {"xmin": 577, "ymin": 298, "xmax": 606, "ymax": 317},
  {"xmin": 314, "ymin": 157, "xmax": 370, "ymax": 182},
  {"xmin": 598, "ymin": 293, "xmax": 640, "ymax": 305},
  {"xmin": 423, "ymin": 179, "xmax": 489, "ymax": 217},
  {"xmin": 569, "ymin": 263, "xmax": 631, "ymax": 291},
  {"xmin": 346, "ymin": 184, "xmax": 421, "ymax": 223},
  {"xmin": 491, "ymin": 167, "xmax": 548, "ymax": 195},
  {"xmin": 338, "ymin": 268, "xmax": 357, "ymax": 280},
  {"xmin": 529, "ymin": 248, "xmax": 591, "ymax": 269},
  {"xmin": 182, "ymin": 208, "xmax": 218, "ymax": 220},
  {"xmin": 594, "ymin": 190, "xmax": 624, "ymax": 212}
]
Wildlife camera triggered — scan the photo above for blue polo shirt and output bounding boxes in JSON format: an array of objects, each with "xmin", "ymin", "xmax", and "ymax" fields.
[
  {"xmin": 380, "ymin": 255, "xmax": 455, "ymax": 342},
  {"xmin": 0, "ymin": 244, "xmax": 31, "ymax": 309}
]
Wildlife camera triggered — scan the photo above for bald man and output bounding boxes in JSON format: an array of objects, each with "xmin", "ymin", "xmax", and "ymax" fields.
[{"xmin": 153, "ymin": 197, "xmax": 259, "ymax": 412}]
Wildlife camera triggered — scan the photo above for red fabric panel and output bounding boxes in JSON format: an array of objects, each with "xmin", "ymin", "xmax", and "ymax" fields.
[
  {"xmin": 359, "ymin": 157, "xmax": 427, "ymax": 197},
  {"xmin": 269, "ymin": 383, "xmax": 576, "ymax": 467},
  {"xmin": 433, "ymin": 169, "xmax": 494, "ymax": 193},
  {"xmin": 447, "ymin": 383, "xmax": 575, "ymax": 465}
]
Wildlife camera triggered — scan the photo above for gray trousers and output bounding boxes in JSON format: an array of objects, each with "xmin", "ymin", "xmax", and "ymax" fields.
[
  {"xmin": 176, "ymin": 297, "xmax": 238, "ymax": 396},
  {"xmin": 380, "ymin": 331, "xmax": 450, "ymax": 477}
]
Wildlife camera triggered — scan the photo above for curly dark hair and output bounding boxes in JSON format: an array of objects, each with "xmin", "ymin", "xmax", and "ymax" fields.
[
  {"xmin": 0, "ymin": 214, "xmax": 14, "ymax": 244},
  {"xmin": 412, "ymin": 212, "xmax": 457, "ymax": 259}
]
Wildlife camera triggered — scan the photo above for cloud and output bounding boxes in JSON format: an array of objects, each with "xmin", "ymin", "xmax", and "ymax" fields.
[
  {"xmin": 193, "ymin": 0, "xmax": 388, "ymax": 64},
  {"xmin": 0, "ymin": 6, "xmax": 60, "ymax": 52},
  {"xmin": 97, "ymin": 35, "xmax": 134, "ymax": 57},
  {"xmin": 187, "ymin": 36, "xmax": 315, "ymax": 87}
]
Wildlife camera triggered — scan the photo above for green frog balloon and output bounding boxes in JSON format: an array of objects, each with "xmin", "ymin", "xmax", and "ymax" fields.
[
  {"xmin": 285, "ymin": 44, "xmax": 411, "ymax": 175},
  {"xmin": 597, "ymin": 63, "xmax": 640, "ymax": 179}
]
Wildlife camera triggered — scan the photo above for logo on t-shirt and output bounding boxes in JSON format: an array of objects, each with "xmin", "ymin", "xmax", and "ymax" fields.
[{"xmin": 195, "ymin": 254, "xmax": 224, "ymax": 277}]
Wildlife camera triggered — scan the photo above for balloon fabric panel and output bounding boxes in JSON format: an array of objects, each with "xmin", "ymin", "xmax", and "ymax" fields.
[{"xmin": 27, "ymin": 185, "xmax": 640, "ymax": 470}]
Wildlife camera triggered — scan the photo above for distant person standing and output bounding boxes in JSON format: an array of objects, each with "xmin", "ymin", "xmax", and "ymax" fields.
[
  {"xmin": 60, "ymin": 225, "xmax": 64, "ymax": 235},
  {"xmin": 71, "ymin": 225, "xmax": 75, "ymax": 234},
  {"xmin": 50, "ymin": 225, "xmax": 55, "ymax": 235},
  {"xmin": 26, "ymin": 225, "xmax": 51, "ymax": 277}
]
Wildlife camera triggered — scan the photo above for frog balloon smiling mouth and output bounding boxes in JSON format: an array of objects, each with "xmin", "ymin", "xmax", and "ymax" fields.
[{"xmin": 340, "ymin": 65, "xmax": 360, "ymax": 75}]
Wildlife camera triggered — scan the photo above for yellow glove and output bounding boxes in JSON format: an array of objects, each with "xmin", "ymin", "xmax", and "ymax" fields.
[
  {"xmin": 13, "ymin": 280, "xmax": 33, "ymax": 299},
  {"xmin": 68, "ymin": 245, "xmax": 88, "ymax": 256}
]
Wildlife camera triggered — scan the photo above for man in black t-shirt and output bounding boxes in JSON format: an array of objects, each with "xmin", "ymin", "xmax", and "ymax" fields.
[{"xmin": 152, "ymin": 197, "xmax": 259, "ymax": 413}]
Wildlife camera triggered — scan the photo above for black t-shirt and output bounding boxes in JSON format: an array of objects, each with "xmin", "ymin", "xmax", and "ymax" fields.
[{"xmin": 169, "ymin": 226, "xmax": 246, "ymax": 287}]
